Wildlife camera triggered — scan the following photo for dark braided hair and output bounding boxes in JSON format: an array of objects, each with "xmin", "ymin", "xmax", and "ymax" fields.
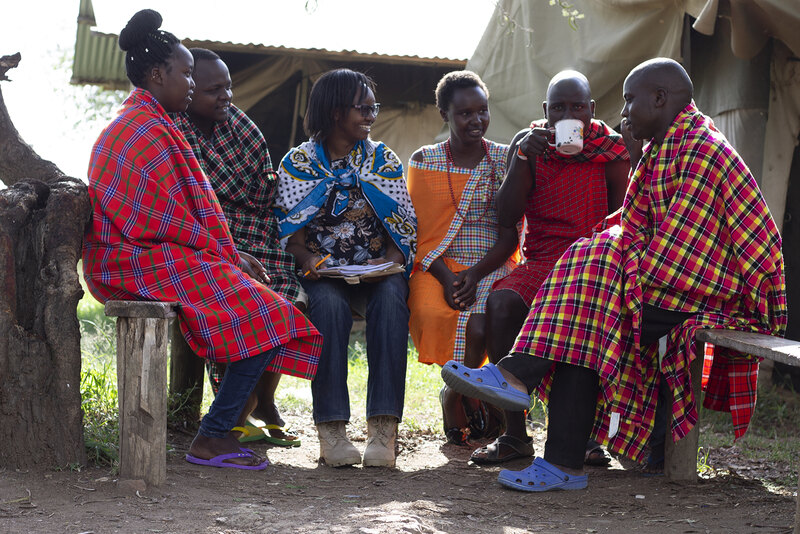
[
  {"xmin": 435, "ymin": 70, "xmax": 489, "ymax": 113},
  {"xmin": 118, "ymin": 9, "xmax": 180, "ymax": 87},
  {"xmin": 303, "ymin": 68, "xmax": 375, "ymax": 143}
]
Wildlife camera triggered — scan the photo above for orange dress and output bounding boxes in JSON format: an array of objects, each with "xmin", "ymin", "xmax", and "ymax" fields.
[{"xmin": 407, "ymin": 140, "xmax": 512, "ymax": 364}]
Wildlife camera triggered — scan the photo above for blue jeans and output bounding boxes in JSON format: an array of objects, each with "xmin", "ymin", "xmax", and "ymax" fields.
[
  {"xmin": 302, "ymin": 273, "xmax": 409, "ymax": 424},
  {"xmin": 198, "ymin": 347, "xmax": 279, "ymax": 438}
]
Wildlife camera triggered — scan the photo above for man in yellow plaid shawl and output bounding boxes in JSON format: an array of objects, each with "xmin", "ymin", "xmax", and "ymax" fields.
[{"xmin": 441, "ymin": 58, "xmax": 786, "ymax": 492}]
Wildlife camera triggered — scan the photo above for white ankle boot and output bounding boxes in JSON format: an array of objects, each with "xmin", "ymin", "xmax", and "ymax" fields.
[
  {"xmin": 363, "ymin": 416, "xmax": 398, "ymax": 467},
  {"xmin": 316, "ymin": 421, "xmax": 361, "ymax": 467}
]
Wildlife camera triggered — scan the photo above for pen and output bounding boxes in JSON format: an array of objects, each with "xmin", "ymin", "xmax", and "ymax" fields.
[{"xmin": 304, "ymin": 253, "xmax": 332, "ymax": 277}]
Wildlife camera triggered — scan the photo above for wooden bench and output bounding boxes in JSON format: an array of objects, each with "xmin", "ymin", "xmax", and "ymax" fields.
[
  {"xmin": 105, "ymin": 300, "xmax": 179, "ymax": 487},
  {"xmin": 665, "ymin": 328, "xmax": 800, "ymax": 532}
]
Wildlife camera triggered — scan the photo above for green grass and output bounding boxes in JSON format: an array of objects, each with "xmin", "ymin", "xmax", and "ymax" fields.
[
  {"xmin": 78, "ymin": 294, "xmax": 119, "ymax": 467},
  {"xmin": 77, "ymin": 289, "xmax": 800, "ymax": 491},
  {"xmin": 698, "ymin": 385, "xmax": 800, "ymax": 486}
]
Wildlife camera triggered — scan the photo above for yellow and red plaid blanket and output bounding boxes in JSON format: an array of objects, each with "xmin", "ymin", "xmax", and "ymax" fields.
[{"xmin": 514, "ymin": 103, "xmax": 786, "ymax": 461}]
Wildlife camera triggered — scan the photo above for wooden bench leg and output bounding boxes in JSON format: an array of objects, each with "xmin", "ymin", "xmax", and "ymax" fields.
[
  {"xmin": 116, "ymin": 315, "xmax": 170, "ymax": 487},
  {"xmin": 795, "ymin": 473, "xmax": 799, "ymax": 534},
  {"xmin": 664, "ymin": 342, "xmax": 704, "ymax": 481}
]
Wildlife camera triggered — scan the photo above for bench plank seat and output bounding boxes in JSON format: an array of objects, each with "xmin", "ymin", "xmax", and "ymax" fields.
[
  {"xmin": 105, "ymin": 300, "xmax": 179, "ymax": 319},
  {"xmin": 695, "ymin": 329, "xmax": 800, "ymax": 367},
  {"xmin": 663, "ymin": 328, "xmax": 800, "ymax": 533}
]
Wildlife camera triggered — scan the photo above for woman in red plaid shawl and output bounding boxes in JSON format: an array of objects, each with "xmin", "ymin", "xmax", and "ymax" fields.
[
  {"xmin": 441, "ymin": 58, "xmax": 786, "ymax": 492},
  {"xmin": 82, "ymin": 10, "xmax": 321, "ymax": 470},
  {"xmin": 171, "ymin": 48, "xmax": 304, "ymax": 447}
]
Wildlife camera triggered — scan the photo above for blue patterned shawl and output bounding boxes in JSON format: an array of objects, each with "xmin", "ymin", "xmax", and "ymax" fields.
[{"xmin": 275, "ymin": 138, "xmax": 417, "ymax": 267}]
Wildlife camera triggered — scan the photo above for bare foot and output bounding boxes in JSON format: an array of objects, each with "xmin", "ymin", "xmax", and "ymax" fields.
[
  {"xmin": 495, "ymin": 366, "xmax": 528, "ymax": 394},
  {"xmin": 188, "ymin": 433, "xmax": 266, "ymax": 467},
  {"xmin": 251, "ymin": 401, "xmax": 285, "ymax": 429},
  {"xmin": 550, "ymin": 461, "xmax": 585, "ymax": 477}
]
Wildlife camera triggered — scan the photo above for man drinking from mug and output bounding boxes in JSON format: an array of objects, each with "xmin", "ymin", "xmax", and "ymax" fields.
[
  {"xmin": 465, "ymin": 70, "xmax": 631, "ymax": 466},
  {"xmin": 443, "ymin": 58, "xmax": 785, "ymax": 492}
]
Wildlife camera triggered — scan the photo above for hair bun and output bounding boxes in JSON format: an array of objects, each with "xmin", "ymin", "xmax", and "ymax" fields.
[{"xmin": 118, "ymin": 9, "xmax": 163, "ymax": 51}]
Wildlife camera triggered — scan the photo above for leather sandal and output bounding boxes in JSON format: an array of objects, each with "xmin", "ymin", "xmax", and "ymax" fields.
[
  {"xmin": 584, "ymin": 445, "xmax": 612, "ymax": 466},
  {"xmin": 471, "ymin": 434, "xmax": 535, "ymax": 464}
]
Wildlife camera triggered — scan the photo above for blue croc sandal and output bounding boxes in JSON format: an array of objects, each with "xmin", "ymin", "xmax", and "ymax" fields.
[
  {"xmin": 441, "ymin": 361, "xmax": 530, "ymax": 412},
  {"xmin": 498, "ymin": 457, "xmax": 588, "ymax": 492}
]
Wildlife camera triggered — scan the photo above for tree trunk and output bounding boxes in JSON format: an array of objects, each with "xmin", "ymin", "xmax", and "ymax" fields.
[
  {"xmin": 0, "ymin": 54, "xmax": 65, "ymax": 187},
  {"xmin": 0, "ymin": 178, "xmax": 90, "ymax": 467},
  {"xmin": 0, "ymin": 54, "xmax": 90, "ymax": 467}
]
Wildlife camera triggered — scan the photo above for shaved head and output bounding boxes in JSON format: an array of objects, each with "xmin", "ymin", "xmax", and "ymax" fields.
[
  {"xmin": 626, "ymin": 58, "xmax": 693, "ymax": 106},
  {"xmin": 546, "ymin": 70, "xmax": 591, "ymax": 101},
  {"xmin": 621, "ymin": 58, "xmax": 694, "ymax": 143},
  {"xmin": 542, "ymin": 69, "xmax": 594, "ymax": 130}
]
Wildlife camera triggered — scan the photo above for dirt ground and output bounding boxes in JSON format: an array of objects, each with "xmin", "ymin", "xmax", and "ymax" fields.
[{"xmin": 1, "ymin": 414, "xmax": 797, "ymax": 534}]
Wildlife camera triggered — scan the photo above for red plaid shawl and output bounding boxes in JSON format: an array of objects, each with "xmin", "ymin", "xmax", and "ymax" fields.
[
  {"xmin": 514, "ymin": 103, "xmax": 786, "ymax": 461},
  {"xmin": 171, "ymin": 106, "xmax": 302, "ymax": 304},
  {"xmin": 496, "ymin": 119, "xmax": 627, "ymax": 301},
  {"xmin": 83, "ymin": 89, "xmax": 322, "ymax": 378}
]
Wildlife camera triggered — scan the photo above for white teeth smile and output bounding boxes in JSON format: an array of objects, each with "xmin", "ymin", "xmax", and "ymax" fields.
[{"xmin": 360, "ymin": 125, "xmax": 371, "ymax": 131}]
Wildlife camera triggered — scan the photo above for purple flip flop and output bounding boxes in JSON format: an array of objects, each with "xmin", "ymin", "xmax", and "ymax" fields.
[
  {"xmin": 185, "ymin": 447, "xmax": 269, "ymax": 470},
  {"xmin": 441, "ymin": 360, "xmax": 530, "ymax": 412}
]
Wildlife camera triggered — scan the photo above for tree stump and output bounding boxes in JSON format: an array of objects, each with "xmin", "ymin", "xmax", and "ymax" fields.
[
  {"xmin": 0, "ymin": 178, "xmax": 90, "ymax": 468},
  {"xmin": 0, "ymin": 54, "xmax": 65, "ymax": 187}
]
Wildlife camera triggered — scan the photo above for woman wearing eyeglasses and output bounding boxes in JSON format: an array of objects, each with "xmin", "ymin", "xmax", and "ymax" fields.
[{"xmin": 274, "ymin": 68, "xmax": 417, "ymax": 468}]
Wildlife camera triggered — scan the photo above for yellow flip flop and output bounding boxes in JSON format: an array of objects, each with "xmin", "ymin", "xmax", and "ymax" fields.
[
  {"xmin": 232, "ymin": 424, "xmax": 266, "ymax": 443},
  {"xmin": 232, "ymin": 424, "xmax": 301, "ymax": 447}
]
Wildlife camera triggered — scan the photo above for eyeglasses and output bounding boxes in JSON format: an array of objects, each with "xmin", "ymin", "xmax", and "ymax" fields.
[{"xmin": 350, "ymin": 103, "xmax": 381, "ymax": 118}]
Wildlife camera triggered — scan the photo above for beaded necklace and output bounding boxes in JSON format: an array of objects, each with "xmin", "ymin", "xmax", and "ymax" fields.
[{"xmin": 444, "ymin": 138, "xmax": 496, "ymax": 223}]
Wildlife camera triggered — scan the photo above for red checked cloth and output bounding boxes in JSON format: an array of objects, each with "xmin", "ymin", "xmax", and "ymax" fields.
[
  {"xmin": 83, "ymin": 89, "xmax": 322, "ymax": 378},
  {"xmin": 513, "ymin": 103, "xmax": 786, "ymax": 461},
  {"xmin": 171, "ymin": 106, "xmax": 303, "ymax": 305},
  {"xmin": 493, "ymin": 119, "xmax": 627, "ymax": 306}
]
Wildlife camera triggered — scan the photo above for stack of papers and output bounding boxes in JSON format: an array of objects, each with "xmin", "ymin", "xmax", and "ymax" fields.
[{"xmin": 317, "ymin": 262, "xmax": 404, "ymax": 283}]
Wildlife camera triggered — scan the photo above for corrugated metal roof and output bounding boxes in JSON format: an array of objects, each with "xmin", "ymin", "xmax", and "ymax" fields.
[
  {"xmin": 71, "ymin": 0, "xmax": 128, "ymax": 88},
  {"xmin": 184, "ymin": 40, "xmax": 468, "ymax": 67},
  {"xmin": 72, "ymin": 0, "xmax": 492, "ymax": 87}
]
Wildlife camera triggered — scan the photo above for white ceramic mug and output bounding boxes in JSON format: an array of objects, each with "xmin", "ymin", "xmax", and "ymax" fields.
[{"xmin": 549, "ymin": 118, "xmax": 584, "ymax": 155}]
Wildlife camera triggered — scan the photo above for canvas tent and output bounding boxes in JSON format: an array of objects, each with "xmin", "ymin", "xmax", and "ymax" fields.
[
  {"xmin": 71, "ymin": 0, "xmax": 500, "ymax": 166},
  {"xmin": 469, "ymin": 0, "xmax": 800, "ymax": 229},
  {"xmin": 468, "ymin": 0, "xmax": 800, "ymax": 344}
]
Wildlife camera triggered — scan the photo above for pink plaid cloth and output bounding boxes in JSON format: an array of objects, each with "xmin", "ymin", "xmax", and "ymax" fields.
[{"xmin": 514, "ymin": 103, "xmax": 786, "ymax": 461}]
